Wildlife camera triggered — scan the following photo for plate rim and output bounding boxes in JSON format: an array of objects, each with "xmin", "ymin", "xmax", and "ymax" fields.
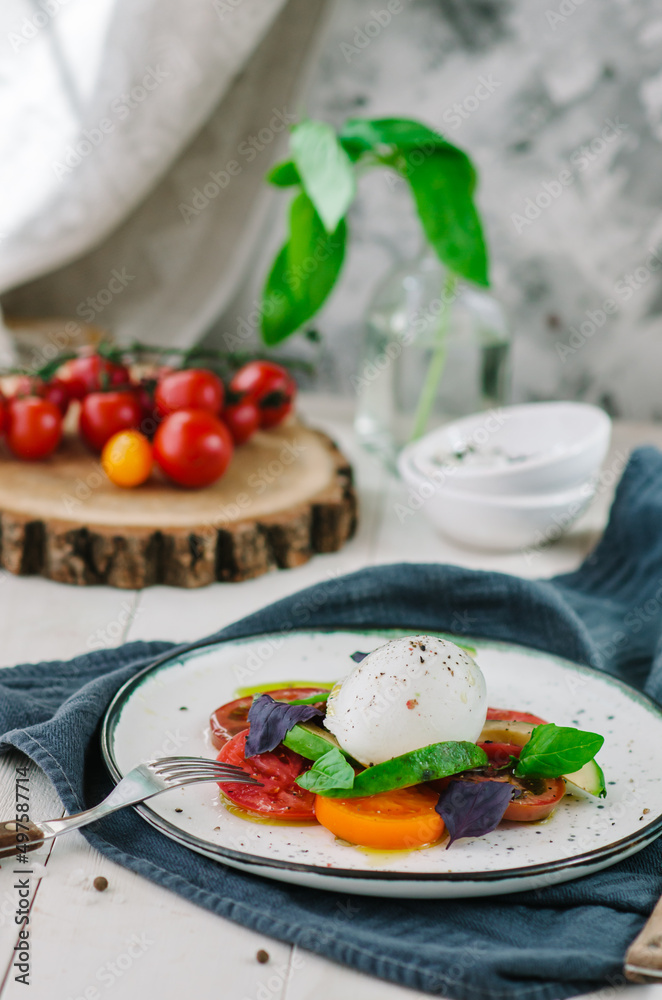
[{"xmin": 100, "ymin": 628, "xmax": 662, "ymax": 884}]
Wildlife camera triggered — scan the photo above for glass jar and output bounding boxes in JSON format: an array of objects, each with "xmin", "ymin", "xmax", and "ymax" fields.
[{"xmin": 353, "ymin": 251, "xmax": 511, "ymax": 467}]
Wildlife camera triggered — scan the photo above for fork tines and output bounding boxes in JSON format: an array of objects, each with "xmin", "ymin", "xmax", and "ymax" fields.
[{"xmin": 149, "ymin": 757, "xmax": 262, "ymax": 786}]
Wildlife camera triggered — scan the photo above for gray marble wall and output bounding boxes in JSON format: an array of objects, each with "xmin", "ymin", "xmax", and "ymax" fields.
[{"xmin": 297, "ymin": 0, "xmax": 662, "ymax": 419}]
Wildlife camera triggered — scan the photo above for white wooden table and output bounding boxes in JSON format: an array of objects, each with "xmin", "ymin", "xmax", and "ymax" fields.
[{"xmin": 1, "ymin": 397, "xmax": 661, "ymax": 1000}]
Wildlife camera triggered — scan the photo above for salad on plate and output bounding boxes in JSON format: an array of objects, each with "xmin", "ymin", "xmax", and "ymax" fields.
[{"xmin": 208, "ymin": 636, "xmax": 606, "ymax": 851}]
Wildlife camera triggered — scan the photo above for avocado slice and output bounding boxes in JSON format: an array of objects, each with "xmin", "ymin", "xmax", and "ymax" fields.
[
  {"xmin": 319, "ymin": 741, "xmax": 488, "ymax": 798},
  {"xmin": 563, "ymin": 759, "xmax": 606, "ymax": 798},
  {"xmin": 283, "ymin": 722, "xmax": 352, "ymax": 762}
]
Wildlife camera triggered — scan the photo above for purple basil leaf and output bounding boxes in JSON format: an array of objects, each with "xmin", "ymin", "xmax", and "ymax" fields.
[
  {"xmin": 435, "ymin": 780, "xmax": 514, "ymax": 848},
  {"xmin": 350, "ymin": 651, "xmax": 368, "ymax": 662},
  {"xmin": 244, "ymin": 694, "xmax": 321, "ymax": 757}
]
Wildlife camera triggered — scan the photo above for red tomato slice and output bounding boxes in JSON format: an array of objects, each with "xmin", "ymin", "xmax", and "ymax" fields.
[
  {"xmin": 486, "ymin": 707, "xmax": 548, "ymax": 724},
  {"xmin": 209, "ymin": 686, "xmax": 329, "ymax": 750},
  {"xmin": 502, "ymin": 776, "xmax": 565, "ymax": 822},
  {"xmin": 216, "ymin": 730, "xmax": 315, "ymax": 820},
  {"xmin": 477, "ymin": 741, "xmax": 522, "ymax": 768},
  {"xmin": 459, "ymin": 742, "xmax": 564, "ymax": 822}
]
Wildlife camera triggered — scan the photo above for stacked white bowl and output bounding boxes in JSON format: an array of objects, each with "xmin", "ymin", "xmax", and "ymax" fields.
[{"xmin": 397, "ymin": 402, "xmax": 612, "ymax": 551}]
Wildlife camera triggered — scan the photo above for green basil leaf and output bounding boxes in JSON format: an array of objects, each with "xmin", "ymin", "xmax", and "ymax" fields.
[
  {"xmin": 337, "ymin": 138, "xmax": 366, "ymax": 162},
  {"xmin": 296, "ymin": 747, "xmax": 356, "ymax": 793},
  {"xmin": 266, "ymin": 160, "xmax": 301, "ymax": 187},
  {"xmin": 260, "ymin": 244, "xmax": 306, "ymax": 346},
  {"xmin": 403, "ymin": 148, "xmax": 488, "ymax": 286},
  {"xmin": 261, "ymin": 192, "xmax": 346, "ymax": 345},
  {"xmin": 340, "ymin": 117, "xmax": 455, "ymax": 152},
  {"xmin": 515, "ymin": 723, "xmax": 604, "ymax": 779},
  {"xmin": 291, "ymin": 120, "xmax": 356, "ymax": 233}
]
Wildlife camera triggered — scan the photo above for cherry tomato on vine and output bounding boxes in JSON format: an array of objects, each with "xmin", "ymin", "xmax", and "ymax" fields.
[
  {"xmin": 131, "ymin": 379, "xmax": 161, "ymax": 434},
  {"xmin": 13, "ymin": 376, "xmax": 70, "ymax": 416},
  {"xmin": 153, "ymin": 408, "xmax": 233, "ymax": 488},
  {"xmin": 12, "ymin": 376, "xmax": 39, "ymax": 398},
  {"xmin": 154, "ymin": 368, "xmax": 224, "ymax": 418},
  {"xmin": 223, "ymin": 399, "xmax": 260, "ymax": 445},
  {"xmin": 6, "ymin": 397, "xmax": 62, "ymax": 459},
  {"xmin": 58, "ymin": 354, "xmax": 129, "ymax": 399},
  {"xmin": 79, "ymin": 391, "xmax": 143, "ymax": 452},
  {"xmin": 42, "ymin": 378, "xmax": 71, "ymax": 416},
  {"xmin": 102, "ymin": 430, "xmax": 153, "ymax": 488},
  {"xmin": 229, "ymin": 361, "xmax": 295, "ymax": 403},
  {"xmin": 259, "ymin": 394, "xmax": 294, "ymax": 429},
  {"xmin": 229, "ymin": 361, "xmax": 296, "ymax": 429}
]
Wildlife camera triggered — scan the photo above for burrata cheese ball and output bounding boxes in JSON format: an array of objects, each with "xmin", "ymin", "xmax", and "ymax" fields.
[{"xmin": 324, "ymin": 635, "xmax": 487, "ymax": 766}]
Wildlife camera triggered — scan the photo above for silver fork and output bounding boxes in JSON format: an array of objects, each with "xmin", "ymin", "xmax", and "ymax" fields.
[{"xmin": 0, "ymin": 756, "xmax": 261, "ymax": 859}]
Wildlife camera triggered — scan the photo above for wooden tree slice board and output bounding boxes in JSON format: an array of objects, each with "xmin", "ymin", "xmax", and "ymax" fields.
[{"xmin": 0, "ymin": 422, "xmax": 357, "ymax": 589}]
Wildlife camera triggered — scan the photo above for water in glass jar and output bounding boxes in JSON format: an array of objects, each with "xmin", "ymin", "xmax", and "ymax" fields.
[{"xmin": 354, "ymin": 253, "xmax": 510, "ymax": 467}]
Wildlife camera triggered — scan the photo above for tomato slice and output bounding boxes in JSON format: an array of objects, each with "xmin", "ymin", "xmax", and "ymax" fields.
[
  {"xmin": 451, "ymin": 742, "xmax": 564, "ymax": 822},
  {"xmin": 486, "ymin": 707, "xmax": 547, "ymax": 724},
  {"xmin": 315, "ymin": 785, "xmax": 445, "ymax": 850},
  {"xmin": 216, "ymin": 730, "xmax": 316, "ymax": 820},
  {"xmin": 502, "ymin": 776, "xmax": 565, "ymax": 822},
  {"xmin": 477, "ymin": 741, "xmax": 522, "ymax": 768},
  {"xmin": 209, "ymin": 686, "xmax": 329, "ymax": 750}
]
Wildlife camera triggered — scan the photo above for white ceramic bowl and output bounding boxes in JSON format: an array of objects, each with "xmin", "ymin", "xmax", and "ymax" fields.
[
  {"xmin": 397, "ymin": 451, "xmax": 596, "ymax": 551},
  {"xmin": 402, "ymin": 402, "xmax": 611, "ymax": 497}
]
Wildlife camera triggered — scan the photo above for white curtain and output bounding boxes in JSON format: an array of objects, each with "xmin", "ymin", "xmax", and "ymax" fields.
[{"xmin": 0, "ymin": 0, "xmax": 331, "ymax": 356}]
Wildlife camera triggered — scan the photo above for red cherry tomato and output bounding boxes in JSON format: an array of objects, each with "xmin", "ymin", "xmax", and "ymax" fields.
[
  {"xmin": 0, "ymin": 394, "xmax": 6, "ymax": 435},
  {"xmin": 229, "ymin": 361, "xmax": 296, "ymax": 402},
  {"xmin": 13, "ymin": 376, "xmax": 71, "ymax": 416},
  {"xmin": 153, "ymin": 409, "xmax": 233, "ymax": 488},
  {"xmin": 216, "ymin": 730, "xmax": 316, "ymax": 820},
  {"xmin": 131, "ymin": 379, "xmax": 161, "ymax": 435},
  {"xmin": 12, "ymin": 376, "xmax": 39, "ymax": 398},
  {"xmin": 486, "ymin": 708, "xmax": 548, "ymax": 725},
  {"xmin": 223, "ymin": 400, "xmax": 260, "ymax": 445},
  {"xmin": 259, "ymin": 395, "xmax": 294, "ymax": 429},
  {"xmin": 79, "ymin": 391, "xmax": 143, "ymax": 452},
  {"xmin": 210, "ymin": 687, "xmax": 330, "ymax": 750},
  {"xmin": 229, "ymin": 361, "xmax": 296, "ymax": 429},
  {"xmin": 154, "ymin": 368, "xmax": 224, "ymax": 419},
  {"xmin": 6, "ymin": 397, "xmax": 62, "ymax": 459},
  {"xmin": 42, "ymin": 378, "xmax": 71, "ymax": 416},
  {"xmin": 58, "ymin": 354, "xmax": 129, "ymax": 399}
]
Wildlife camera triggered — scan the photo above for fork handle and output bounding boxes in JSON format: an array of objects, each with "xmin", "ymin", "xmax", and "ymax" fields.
[
  {"xmin": 625, "ymin": 895, "xmax": 662, "ymax": 982},
  {"xmin": 0, "ymin": 821, "xmax": 45, "ymax": 859}
]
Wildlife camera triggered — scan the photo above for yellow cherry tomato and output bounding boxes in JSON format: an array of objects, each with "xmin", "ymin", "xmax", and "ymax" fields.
[{"xmin": 102, "ymin": 430, "xmax": 153, "ymax": 488}]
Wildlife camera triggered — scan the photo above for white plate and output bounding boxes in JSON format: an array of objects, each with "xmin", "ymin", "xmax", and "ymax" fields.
[{"xmin": 101, "ymin": 630, "xmax": 662, "ymax": 898}]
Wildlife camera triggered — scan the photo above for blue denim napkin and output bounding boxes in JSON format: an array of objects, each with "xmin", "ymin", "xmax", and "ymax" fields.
[{"xmin": 2, "ymin": 445, "xmax": 662, "ymax": 1000}]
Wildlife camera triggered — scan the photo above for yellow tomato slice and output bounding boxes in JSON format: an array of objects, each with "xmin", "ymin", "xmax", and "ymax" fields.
[{"xmin": 315, "ymin": 785, "xmax": 445, "ymax": 850}]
